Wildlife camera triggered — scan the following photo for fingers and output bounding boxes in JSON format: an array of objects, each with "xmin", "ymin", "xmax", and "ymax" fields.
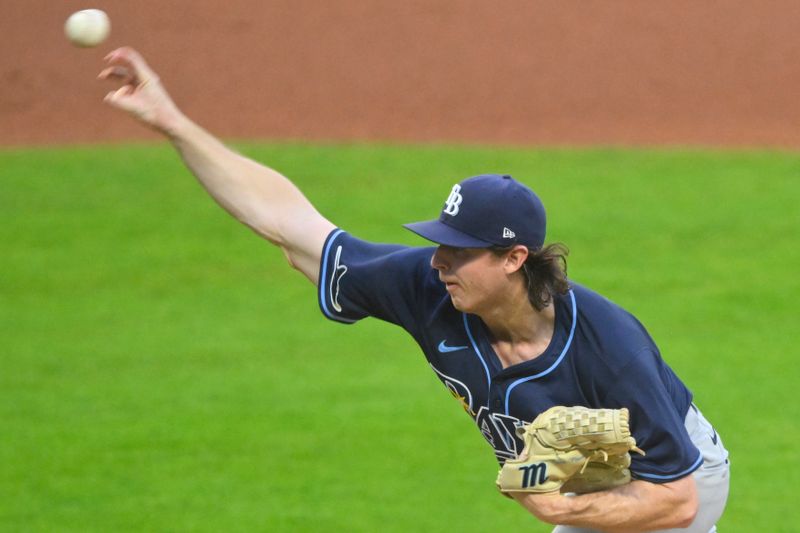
[
  {"xmin": 99, "ymin": 46, "xmax": 180, "ymax": 131},
  {"xmin": 98, "ymin": 64, "xmax": 136, "ymax": 108},
  {"xmin": 98, "ymin": 66, "xmax": 133, "ymax": 83},
  {"xmin": 104, "ymin": 85, "xmax": 130, "ymax": 101},
  {"xmin": 103, "ymin": 85, "xmax": 135, "ymax": 110},
  {"xmin": 103, "ymin": 46, "xmax": 159, "ymax": 84}
]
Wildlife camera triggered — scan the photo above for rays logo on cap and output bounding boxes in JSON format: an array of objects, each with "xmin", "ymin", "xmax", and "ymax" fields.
[{"xmin": 443, "ymin": 184, "xmax": 463, "ymax": 216}]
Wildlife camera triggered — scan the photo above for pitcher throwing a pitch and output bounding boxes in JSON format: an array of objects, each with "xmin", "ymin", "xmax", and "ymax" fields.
[{"xmin": 99, "ymin": 47, "xmax": 730, "ymax": 532}]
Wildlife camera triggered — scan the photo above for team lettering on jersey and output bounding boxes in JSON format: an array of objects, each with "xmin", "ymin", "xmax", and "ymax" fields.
[
  {"xmin": 475, "ymin": 406, "xmax": 525, "ymax": 462},
  {"xmin": 433, "ymin": 364, "xmax": 525, "ymax": 462}
]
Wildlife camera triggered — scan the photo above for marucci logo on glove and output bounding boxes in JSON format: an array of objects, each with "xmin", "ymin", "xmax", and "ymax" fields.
[{"xmin": 518, "ymin": 463, "xmax": 548, "ymax": 489}]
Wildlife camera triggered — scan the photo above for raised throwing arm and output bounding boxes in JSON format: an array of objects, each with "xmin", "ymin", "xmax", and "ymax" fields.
[{"xmin": 99, "ymin": 47, "xmax": 335, "ymax": 284}]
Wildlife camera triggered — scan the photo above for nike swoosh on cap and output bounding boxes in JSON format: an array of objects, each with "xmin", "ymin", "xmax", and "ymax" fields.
[{"xmin": 438, "ymin": 340, "xmax": 468, "ymax": 353}]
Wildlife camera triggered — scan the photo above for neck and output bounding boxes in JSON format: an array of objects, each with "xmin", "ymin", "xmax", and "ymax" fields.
[
  {"xmin": 477, "ymin": 285, "xmax": 556, "ymax": 366},
  {"xmin": 481, "ymin": 298, "xmax": 551, "ymax": 343}
]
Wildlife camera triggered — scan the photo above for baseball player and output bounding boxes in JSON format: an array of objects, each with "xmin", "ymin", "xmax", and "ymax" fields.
[{"xmin": 99, "ymin": 47, "xmax": 730, "ymax": 532}]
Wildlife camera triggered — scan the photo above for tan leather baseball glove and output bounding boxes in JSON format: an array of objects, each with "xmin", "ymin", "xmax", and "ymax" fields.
[{"xmin": 496, "ymin": 406, "xmax": 645, "ymax": 494}]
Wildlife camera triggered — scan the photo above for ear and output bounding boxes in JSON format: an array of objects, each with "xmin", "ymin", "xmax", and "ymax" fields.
[{"xmin": 503, "ymin": 245, "xmax": 530, "ymax": 274}]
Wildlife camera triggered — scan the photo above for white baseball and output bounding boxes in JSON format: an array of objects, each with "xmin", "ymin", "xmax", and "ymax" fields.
[{"xmin": 64, "ymin": 9, "xmax": 111, "ymax": 48}]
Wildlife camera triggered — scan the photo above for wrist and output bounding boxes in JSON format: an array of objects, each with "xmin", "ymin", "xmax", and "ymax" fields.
[{"xmin": 160, "ymin": 106, "xmax": 191, "ymax": 140}]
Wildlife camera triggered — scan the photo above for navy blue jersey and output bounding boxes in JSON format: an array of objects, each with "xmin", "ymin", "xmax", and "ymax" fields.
[{"xmin": 318, "ymin": 229, "xmax": 703, "ymax": 482}]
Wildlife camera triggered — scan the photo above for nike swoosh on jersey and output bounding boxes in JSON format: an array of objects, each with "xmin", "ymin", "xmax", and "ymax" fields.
[
  {"xmin": 438, "ymin": 340, "xmax": 469, "ymax": 353},
  {"xmin": 710, "ymin": 428, "xmax": 719, "ymax": 445}
]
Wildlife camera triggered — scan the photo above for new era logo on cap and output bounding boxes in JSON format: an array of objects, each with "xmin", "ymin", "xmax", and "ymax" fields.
[{"xmin": 403, "ymin": 174, "xmax": 547, "ymax": 249}]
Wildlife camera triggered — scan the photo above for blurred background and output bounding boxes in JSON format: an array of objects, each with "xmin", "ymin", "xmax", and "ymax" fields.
[{"xmin": 4, "ymin": 0, "xmax": 800, "ymax": 147}]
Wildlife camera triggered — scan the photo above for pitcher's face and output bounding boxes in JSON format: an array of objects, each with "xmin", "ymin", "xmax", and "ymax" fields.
[{"xmin": 430, "ymin": 245, "xmax": 516, "ymax": 313}]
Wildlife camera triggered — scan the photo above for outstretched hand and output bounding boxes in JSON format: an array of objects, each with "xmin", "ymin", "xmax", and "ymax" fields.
[{"xmin": 99, "ymin": 47, "xmax": 183, "ymax": 135}]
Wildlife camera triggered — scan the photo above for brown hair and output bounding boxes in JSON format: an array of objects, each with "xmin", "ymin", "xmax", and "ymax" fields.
[{"xmin": 492, "ymin": 243, "xmax": 570, "ymax": 311}]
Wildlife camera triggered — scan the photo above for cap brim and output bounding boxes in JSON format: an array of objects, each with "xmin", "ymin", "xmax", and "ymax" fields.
[{"xmin": 403, "ymin": 220, "xmax": 492, "ymax": 248}]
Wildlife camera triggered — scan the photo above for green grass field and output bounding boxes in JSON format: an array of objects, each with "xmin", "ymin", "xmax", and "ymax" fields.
[{"xmin": 1, "ymin": 142, "xmax": 797, "ymax": 531}]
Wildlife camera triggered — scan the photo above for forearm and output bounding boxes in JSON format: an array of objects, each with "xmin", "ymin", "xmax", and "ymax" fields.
[
  {"xmin": 167, "ymin": 114, "xmax": 329, "ymax": 248},
  {"xmin": 100, "ymin": 47, "xmax": 335, "ymax": 282},
  {"xmin": 512, "ymin": 478, "xmax": 698, "ymax": 533}
]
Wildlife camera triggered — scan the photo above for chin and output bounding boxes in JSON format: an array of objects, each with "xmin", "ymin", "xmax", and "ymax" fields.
[{"xmin": 448, "ymin": 295, "xmax": 472, "ymax": 313}]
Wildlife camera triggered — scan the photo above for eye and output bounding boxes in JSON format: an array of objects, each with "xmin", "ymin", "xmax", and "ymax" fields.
[{"xmin": 447, "ymin": 246, "xmax": 470, "ymax": 257}]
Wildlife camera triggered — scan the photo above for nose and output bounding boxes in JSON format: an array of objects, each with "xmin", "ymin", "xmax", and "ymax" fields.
[
  {"xmin": 430, "ymin": 246, "xmax": 449, "ymax": 272},
  {"xmin": 431, "ymin": 244, "xmax": 453, "ymax": 272}
]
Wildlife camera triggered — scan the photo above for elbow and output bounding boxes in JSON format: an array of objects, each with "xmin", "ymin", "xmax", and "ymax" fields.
[
  {"xmin": 671, "ymin": 476, "xmax": 699, "ymax": 529},
  {"xmin": 281, "ymin": 245, "xmax": 300, "ymax": 270},
  {"xmin": 676, "ymin": 494, "xmax": 699, "ymax": 528}
]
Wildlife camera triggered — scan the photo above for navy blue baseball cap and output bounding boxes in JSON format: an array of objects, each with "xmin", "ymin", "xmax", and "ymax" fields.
[{"xmin": 403, "ymin": 174, "xmax": 547, "ymax": 249}]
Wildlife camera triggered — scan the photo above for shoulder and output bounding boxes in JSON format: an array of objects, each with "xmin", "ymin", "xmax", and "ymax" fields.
[
  {"xmin": 567, "ymin": 282, "xmax": 659, "ymax": 374},
  {"xmin": 570, "ymin": 283, "xmax": 641, "ymax": 322},
  {"xmin": 318, "ymin": 229, "xmax": 444, "ymax": 326},
  {"xmin": 323, "ymin": 229, "xmax": 434, "ymax": 273}
]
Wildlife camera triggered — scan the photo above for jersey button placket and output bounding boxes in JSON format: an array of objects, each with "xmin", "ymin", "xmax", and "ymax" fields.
[{"xmin": 488, "ymin": 381, "xmax": 504, "ymax": 413}]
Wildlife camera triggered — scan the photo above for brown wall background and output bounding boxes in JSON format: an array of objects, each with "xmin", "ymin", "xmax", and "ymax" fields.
[{"xmin": 3, "ymin": 0, "xmax": 800, "ymax": 148}]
